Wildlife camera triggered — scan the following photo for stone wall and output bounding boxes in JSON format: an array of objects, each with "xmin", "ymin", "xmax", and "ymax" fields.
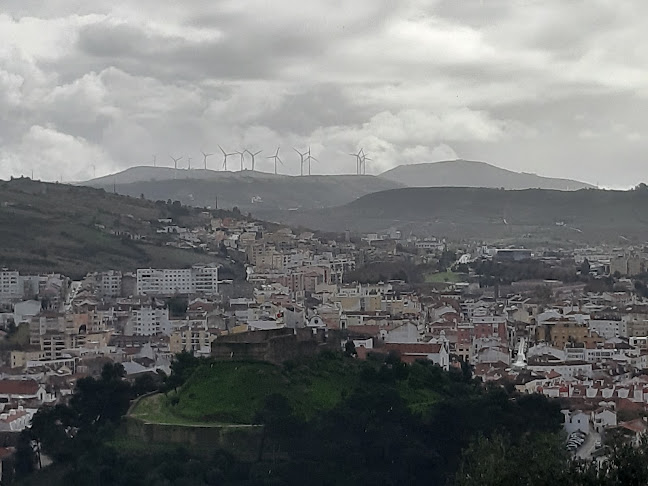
[{"xmin": 124, "ymin": 416, "xmax": 264, "ymax": 461}]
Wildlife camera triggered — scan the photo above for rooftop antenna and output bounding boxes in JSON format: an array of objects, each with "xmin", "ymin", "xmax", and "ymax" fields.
[
  {"xmin": 293, "ymin": 148, "xmax": 307, "ymax": 176},
  {"xmin": 267, "ymin": 147, "xmax": 284, "ymax": 175},
  {"xmin": 235, "ymin": 151, "xmax": 245, "ymax": 171},
  {"xmin": 245, "ymin": 149, "xmax": 262, "ymax": 171},
  {"xmin": 201, "ymin": 151, "xmax": 214, "ymax": 170},
  {"xmin": 305, "ymin": 146, "xmax": 318, "ymax": 176},
  {"xmin": 218, "ymin": 145, "xmax": 234, "ymax": 171},
  {"xmin": 170, "ymin": 155, "xmax": 183, "ymax": 179}
]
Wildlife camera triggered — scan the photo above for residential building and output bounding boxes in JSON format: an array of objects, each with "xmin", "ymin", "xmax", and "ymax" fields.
[{"xmin": 136, "ymin": 264, "xmax": 219, "ymax": 296}]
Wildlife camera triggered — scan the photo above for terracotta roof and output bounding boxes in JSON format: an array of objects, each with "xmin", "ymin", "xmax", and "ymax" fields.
[
  {"xmin": 0, "ymin": 380, "xmax": 40, "ymax": 396},
  {"xmin": 620, "ymin": 418, "xmax": 648, "ymax": 434},
  {"xmin": 384, "ymin": 342, "xmax": 444, "ymax": 355},
  {"xmin": 0, "ymin": 410, "xmax": 27, "ymax": 423}
]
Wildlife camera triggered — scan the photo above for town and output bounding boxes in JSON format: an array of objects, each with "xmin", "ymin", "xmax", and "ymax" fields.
[{"xmin": 3, "ymin": 207, "xmax": 648, "ymax": 475}]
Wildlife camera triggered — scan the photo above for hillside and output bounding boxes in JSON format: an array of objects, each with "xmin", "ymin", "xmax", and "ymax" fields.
[
  {"xmin": 0, "ymin": 177, "xmax": 236, "ymax": 279},
  {"xmin": 131, "ymin": 358, "xmax": 369, "ymax": 425},
  {"xmin": 84, "ymin": 167, "xmax": 403, "ymax": 211},
  {"xmin": 269, "ymin": 186, "xmax": 648, "ymax": 243},
  {"xmin": 380, "ymin": 159, "xmax": 593, "ymax": 190}
]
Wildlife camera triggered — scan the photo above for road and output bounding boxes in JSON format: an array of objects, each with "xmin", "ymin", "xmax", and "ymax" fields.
[{"xmin": 575, "ymin": 430, "xmax": 601, "ymax": 460}]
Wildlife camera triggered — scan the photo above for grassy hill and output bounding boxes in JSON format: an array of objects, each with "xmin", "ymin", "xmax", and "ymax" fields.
[
  {"xmin": 380, "ymin": 159, "xmax": 593, "ymax": 190},
  {"xmin": 84, "ymin": 167, "xmax": 403, "ymax": 212},
  {"xmin": 270, "ymin": 186, "xmax": 648, "ymax": 243},
  {"xmin": 131, "ymin": 355, "xmax": 443, "ymax": 425},
  {"xmin": 0, "ymin": 177, "xmax": 236, "ymax": 279}
]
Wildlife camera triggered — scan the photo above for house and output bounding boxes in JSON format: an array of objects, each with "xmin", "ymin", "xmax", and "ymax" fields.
[
  {"xmin": 383, "ymin": 341, "xmax": 450, "ymax": 370},
  {"xmin": 384, "ymin": 323, "xmax": 420, "ymax": 343},
  {"xmin": 592, "ymin": 408, "xmax": 617, "ymax": 433},
  {"xmin": 562, "ymin": 409, "xmax": 590, "ymax": 435},
  {"xmin": 618, "ymin": 418, "xmax": 648, "ymax": 446},
  {"xmin": 0, "ymin": 407, "xmax": 33, "ymax": 432},
  {"xmin": 0, "ymin": 380, "xmax": 47, "ymax": 403}
]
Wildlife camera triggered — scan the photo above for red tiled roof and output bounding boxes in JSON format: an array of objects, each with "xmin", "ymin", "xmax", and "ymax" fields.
[
  {"xmin": 620, "ymin": 418, "xmax": 648, "ymax": 434},
  {"xmin": 0, "ymin": 380, "xmax": 40, "ymax": 396},
  {"xmin": 0, "ymin": 410, "xmax": 27, "ymax": 423},
  {"xmin": 384, "ymin": 342, "xmax": 443, "ymax": 355}
]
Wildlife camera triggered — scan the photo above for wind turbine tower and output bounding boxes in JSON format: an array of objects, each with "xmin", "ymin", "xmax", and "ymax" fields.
[
  {"xmin": 360, "ymin": 152, "xmax": 372, "ymax": 175},
  {"xmin": 235, "ymin": 151, "xmax": 246, "ymax": 171},
  {"xmin": 170, "ymin": 155, "xmax": 183, "ymax": 179},
  {"xmin": 201, "ymin": 151, "xmax": 214, "ymax": 170},
  {"xmin": 245, "ymin": 149, "xmax": 262, "ymax": 171},
  {"xmin": 267, "ymin": 147, "xmax": 283, "ymax": 174},
  {"xmin": 293, "ymin": 148, "xmax": 307, "ymax": 176},
  {"xmin": 350, "ymin": 149, "xmax": 364, "ymax": 175},
  {"xmin": 219, "ymin": 145, "xmax": 234, "ymax": 171},
  {"xmin": 305, "ymin": 147, "xmax": 318, "ymax": 176}
]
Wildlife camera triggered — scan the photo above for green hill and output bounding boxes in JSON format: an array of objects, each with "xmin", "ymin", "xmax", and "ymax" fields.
[
  {"xmin": 131, "ymin": 355, "xmax": 442, "ymax": 425},
  {"xmin": 270, "ymin": 186, "xmax": 648, "ymax": 243},
  {"xmin": 0, "ymin": 177, "xmax": 237, "ymax": 279}
]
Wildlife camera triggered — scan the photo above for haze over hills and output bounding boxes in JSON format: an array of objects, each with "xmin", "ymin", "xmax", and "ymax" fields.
[
  {"xmin": 380, "ymin": 160, "xmax": 594, "ymax": 190},
  {"xmin": 84, "ymin": 167, "xmax": 404, "ymax": 211},
  {"xmin": 269, "ymin": 186, "xmax": 648, "ymax": 243}
]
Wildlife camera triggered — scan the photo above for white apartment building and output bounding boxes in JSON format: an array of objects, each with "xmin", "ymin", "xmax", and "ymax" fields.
[
  {"xmin": 130, "ymin": 307, "xmax": 170, "ymax": 336},
  {"xmin": 0, "ymin": 270, "xmax": 22, "ymax": 301},
  {"xmin": 136, "ymin": 264, "xmax": 219, "ymax": 296}
]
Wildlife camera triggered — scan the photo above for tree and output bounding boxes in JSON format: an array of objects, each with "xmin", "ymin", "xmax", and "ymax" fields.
[
  {"xmin": 344, "ymin": 340, "xmax": 357, "ymax": 357},
  {"xmin": 580, "ymin": 258, "xmax": 591, "ymax": 275}
]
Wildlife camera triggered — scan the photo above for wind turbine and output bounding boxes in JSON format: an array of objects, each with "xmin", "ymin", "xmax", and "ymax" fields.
[
  {"xmin": 293, "ymin": 148, "xmax": 307, "ymax": 176},
  {"xmin": 360, "ymin": 152, "xmax": 372, "ymax": 175},
  {"xmin": 349, "ymin": 149, "xmax": 364, "ymax": 175},
  {"xmin": 219, "ymin": 145, "xmax": 234, "ymax": 171},
  {"xmin": 201, "ymin": 151, "xmax": 214, "ymax": 170},
  {"xmin": 267, "ymin": 147, "xmax": 284, "ymax": 174},
  {"xmin": 170, "ymin": 155, "xmax": 183, "ymax": 179},
  {"xmin": 235, "ymin": 151, "xmax": 246, "ymax": 171},
  {"xmin": 305, "ymin": 147, "xmax": 318, "ymax": 176},
  {"xmin": 245, "ymin": 149, "xmax": 263, "ymax": 171}
]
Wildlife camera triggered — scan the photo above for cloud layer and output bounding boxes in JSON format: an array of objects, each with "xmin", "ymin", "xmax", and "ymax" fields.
[{"xmin": 0, "ymin": 1, "xmax": 646, "ymax": 186}]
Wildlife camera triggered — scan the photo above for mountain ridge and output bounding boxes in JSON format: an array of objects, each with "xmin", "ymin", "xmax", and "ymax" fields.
[{"xmin": 379, "ymin": 159, "xmax": 593, "ymax": 190}]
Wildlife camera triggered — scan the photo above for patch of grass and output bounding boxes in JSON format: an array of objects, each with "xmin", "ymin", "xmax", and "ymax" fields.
[{"xmin": 424, "ymin": 271, "xmax": 465, "ymax": 283}]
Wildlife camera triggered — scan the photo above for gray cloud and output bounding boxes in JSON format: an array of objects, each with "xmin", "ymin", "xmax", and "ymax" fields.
[{"xmin": 0, "ymin": 1, "xmax": 647, "ymax": 186}]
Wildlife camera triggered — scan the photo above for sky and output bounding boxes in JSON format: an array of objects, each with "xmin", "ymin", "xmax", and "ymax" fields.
[{"xmin": 0, "ymin": 0, "xmax": 646, "ymax": 187}]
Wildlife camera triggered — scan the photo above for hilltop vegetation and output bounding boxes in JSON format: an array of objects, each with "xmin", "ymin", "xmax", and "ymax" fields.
[
  {"xmin": 0, "ymin": 178, "xmax": 236, "ymax": 279},
  {"xmin": 273, "ymin": 185, "xmax": 648, "ymax": 243},
  {"xmin": 132, "ymin": 354, "xmax": 441, "ymax": 425}
]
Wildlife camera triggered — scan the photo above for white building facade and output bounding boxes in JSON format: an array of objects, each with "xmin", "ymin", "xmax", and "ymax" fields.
[{"xmin": 136, "ymin": 265, "xmax": 219, "ymax": 296}]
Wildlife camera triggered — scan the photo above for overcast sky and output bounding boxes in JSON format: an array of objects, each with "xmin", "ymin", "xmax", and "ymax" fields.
[{"xmin": 1, "ymin": 1, "xmax": 646, "ymax": 187}]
